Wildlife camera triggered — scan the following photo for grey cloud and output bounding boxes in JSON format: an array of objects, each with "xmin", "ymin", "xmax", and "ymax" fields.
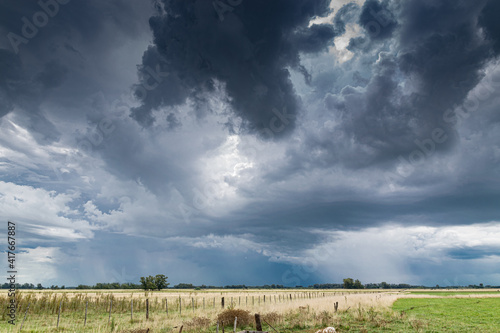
[
  {"xmin": 0, "ymin": 0, "xmax": 152, "ymax": 141},
  {"xmin": 358, "ymin": 0, "xmax": 397, "ymax": 41},
  {"xmin": 131, "ymin": 0, "xmax": 335, "ymax": 135},
  {"xmin": 447, "ymin": 246, "xmax": 500, "ymax": 260},
  {"xmin": 333, "ymin": 2, "xmax": 360, "ymax": 36},
  {"xmin": 478, "ymin": 0, "xmax": 500, "ymax": 55},
  {"xmin": 305, "ymin": 0, "xmax": 498, "ymax": 169}
]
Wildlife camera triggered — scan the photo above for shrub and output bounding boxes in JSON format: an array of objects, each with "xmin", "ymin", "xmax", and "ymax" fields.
[{"xmin": 217, "ymin": 308, "xmax": 252, "ymax": 327}]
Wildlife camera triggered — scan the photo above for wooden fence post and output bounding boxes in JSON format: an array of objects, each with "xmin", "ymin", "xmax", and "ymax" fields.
[
  {"xmin": 221, "ymin": 297, "xmax": 225, "ymax": 309},
  {"xmin": 192, "ymin": 297, "xmax": 195, "ymax": 314},
  {"xmin": 108, "ymin": 299, "xmax": 112, "ymax": 324},
  {"xmin": 131, "ymin": 299, "xmax": 133, "ymax": 321},
  {"xmin": 255, "ymin": 313, "xmax": 262, "ymax": 331},
  {"xmin": 20, "ymin": 302, "xmax": 29, "ymax": 330},
  {"xmin": 57, "ymin": 300, "xmax": 62, "ymax": 328},
  {"xmin": 84, "ymin": 300, "xmax": 88, "ymax": 326},
  {"xmin": 146, "ymin": 299, "xmax": 149, "ymax": 320},
  {"xmin": 233, "ymin": 316, "xmax": 237, "ymax": 332},
  {"xmin": 166, "ymin": 297, "xmax": 168, "ymax": 315},
  {"xmin": 179, "ymin": 296, "xmax": 182, "ymax": 315}
]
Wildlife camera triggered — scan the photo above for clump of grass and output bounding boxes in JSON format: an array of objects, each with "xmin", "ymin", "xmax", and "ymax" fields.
[
  {"xmin": 317, "ymin": 310, "xmax": 333, "ymax": 326},
  {"xmin": 262, "ymin": 311, "xmax": 282, "ymax": 325},
  {"xmin": 119, "ymin": 328, "xmax": 150, "ymax": 333},
  {"xmin": 217, "ymin": 308, "xmax": 251, "ymax": 328},
  {"xmin": 183, "ymin": 316, "xmax": 211, "ymax": 329}
]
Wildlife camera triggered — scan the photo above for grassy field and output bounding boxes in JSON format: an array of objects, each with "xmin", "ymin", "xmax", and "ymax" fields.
[
  {"xmin": 409, "ymin": 290, "xmax": 500, "ymax": 296},
  {"xmin": 392, "ymin": 297, "xmax": 500, "ymax": 332},
  {"xmin": 1, "ymin": 289, "xmax": 499, "ymax": 332}
]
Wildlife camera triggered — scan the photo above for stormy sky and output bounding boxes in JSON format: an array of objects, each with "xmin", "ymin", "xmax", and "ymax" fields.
[{"xmin": 1, "ymin": 0, "xmax": 500, "ymax": 287}]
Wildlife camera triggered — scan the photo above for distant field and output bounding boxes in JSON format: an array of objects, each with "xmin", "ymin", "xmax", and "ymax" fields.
[
  {"xmin": 409, "ymin": 289, "xmax": 500, "ymax": 296},
  {"xmin": 392, "ymin": 297, "xmax": 500, "ymax": 332}
]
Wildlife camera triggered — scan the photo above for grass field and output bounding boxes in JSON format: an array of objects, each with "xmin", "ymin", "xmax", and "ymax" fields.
[
  {"xmin": 392, "ymin": 297, "xmax": 500, "ymax": 332},
  {"xmin": 409, "ymin": 290, "xmax": 500, "ymax": 296},
  {"xmin": 1, "ymin": 289, "xmax": 499, "ymax": 332}
]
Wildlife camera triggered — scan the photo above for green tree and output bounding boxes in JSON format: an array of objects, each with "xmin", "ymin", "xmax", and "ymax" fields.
[
  {"xmin": 353, "ymin": 279, "xmax": 364, "ymax": 289},
  {"xmin": 154, "ymin": 274, "xmax": 169, "ymax": 290},
  {"xmin": 343, "ymin": 278, "xmax": 354, "ymax": 289},
  {"xmin": 140, "ymin": 276, "xmax": 157, "ymax": 290}
]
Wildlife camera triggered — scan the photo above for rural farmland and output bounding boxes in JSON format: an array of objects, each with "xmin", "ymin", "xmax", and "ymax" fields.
[{"xmin": 2, "ymin": 289, "xmax": 500, "ymax": 332}]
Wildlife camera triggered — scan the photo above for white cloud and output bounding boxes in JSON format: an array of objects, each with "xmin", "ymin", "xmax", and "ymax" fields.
[
  {"xmin": 0, "ymin": 181, "xmax": 95, "ymax": 240},
  {"xmin": 281, "ymin": 222, "xmax": 500, "ymax": 285},
  {"xmin": 16, "ymin": 247, "xmax": 66, "ymax": 285}
]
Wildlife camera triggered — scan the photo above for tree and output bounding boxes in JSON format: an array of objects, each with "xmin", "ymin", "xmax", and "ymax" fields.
[
  {"xmin": 140, "ymin": 275, "xmax": 169, "ymax": 291},
  {"xmin": 37, "ymin": 283, "xmax": 43, "ymax": 289},
  {"xmin": 343, "ymin": 278, "xmax": 354, "ymax": 289},
  {"xmin": 154, "ymin": 274, "xmax": 169, "ymax": 290},
  {"xmin": 353, "ymin": 279, "xmax": 364, "ymax": 289},
  {"xmin": 140, "ymin": 276, "xmax": 157, "ymax": 290}
]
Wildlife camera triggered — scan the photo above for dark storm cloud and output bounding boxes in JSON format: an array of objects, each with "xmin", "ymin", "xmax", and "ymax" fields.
[
  {"xmin": 446, "ymin": 246, "xmax": 500, "ymax": 260},
  {"xmin": 333, "ymin": 2, "xmax": 360, "ymax": 36},
  {"xmin": 307, "ymin": 0, "xmax": 499, "ymax": 168},
  {"xmin": 0, "ymin": 48, "xmax": 62, "ymax": 143},
  {"xmin": 0, "ymin": 49, "xmax": 22, "ymax": 117},
  {"xmin": 131, "ymin": 0, "xmax": 335, "ymax": 134},
  {"xmin": 0, "ymin": 0, "xmax": 152, "ymax": 142},
  {"xmin": 478, "ymin": 0, "xmax": 500, "ymax": 55}
]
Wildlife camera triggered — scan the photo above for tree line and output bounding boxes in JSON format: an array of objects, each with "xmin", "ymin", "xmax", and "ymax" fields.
[{"xmin": 2, "ymin": 278, "xmax": 495, "ymax": 290}]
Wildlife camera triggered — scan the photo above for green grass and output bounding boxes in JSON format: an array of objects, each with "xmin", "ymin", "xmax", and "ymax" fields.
[
  {"xmin": 392, "ymin": 297, "xmax": 500, "ymax": 332},
  {"xmin": 409, "ymin": 290, "xmax": 500, "ymax": 296}
]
